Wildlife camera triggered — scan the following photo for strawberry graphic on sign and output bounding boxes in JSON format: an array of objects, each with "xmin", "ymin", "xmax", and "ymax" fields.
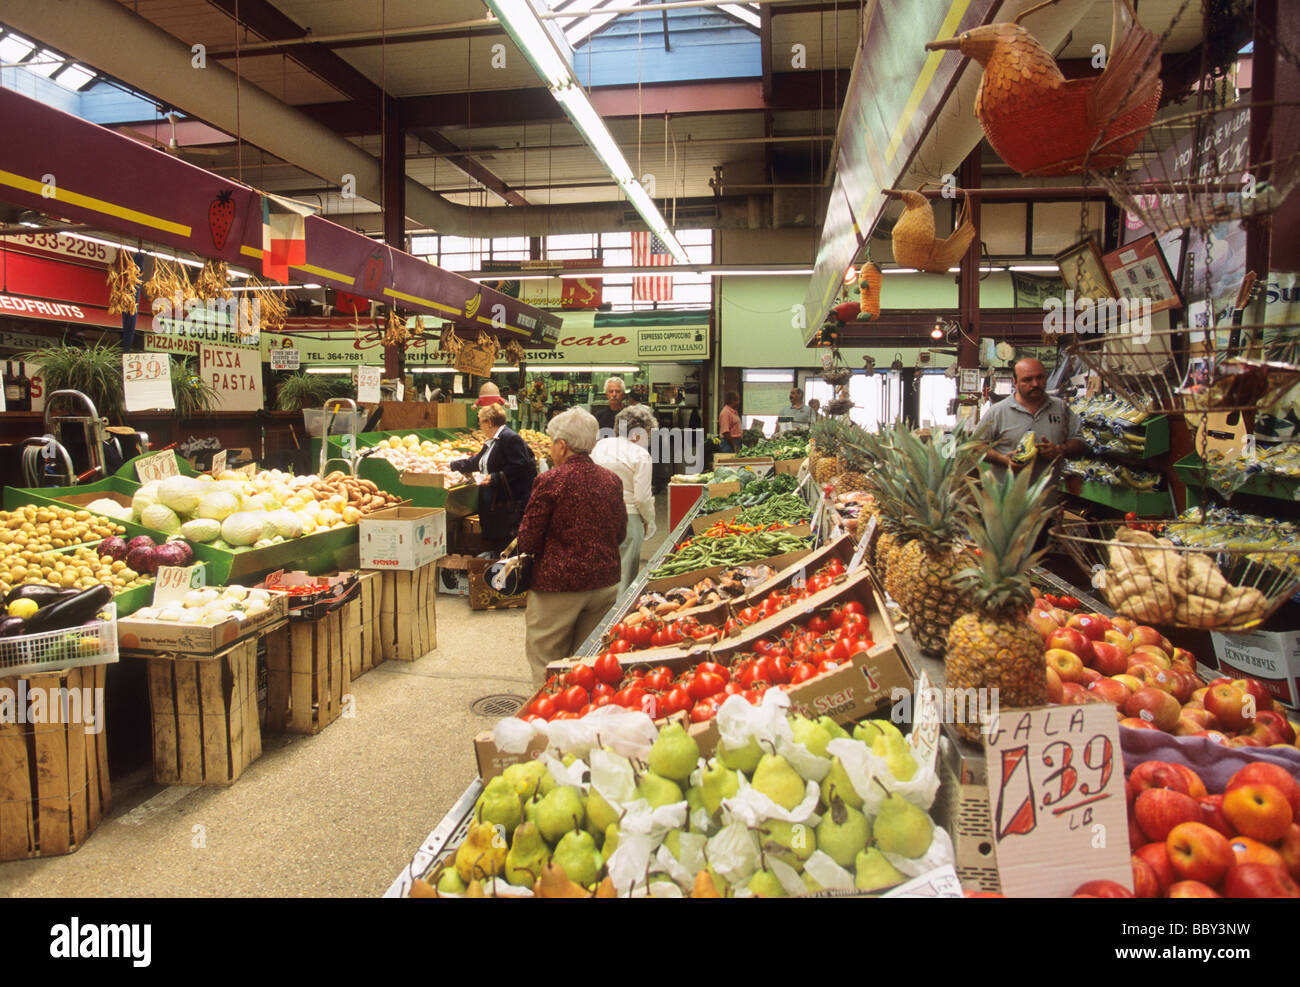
[
  {"xmin": 209, "ymin": 190, "xmax": 235, "ymax": 250},
  {"xmin": 362, "ymin": 251, "xmax": 385, "ymax": 294}
]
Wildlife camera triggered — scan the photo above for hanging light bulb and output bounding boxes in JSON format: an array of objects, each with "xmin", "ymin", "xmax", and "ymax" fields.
[{"xmin": 931, "ymin": 320, "xmax": 945, "ymax": 341}]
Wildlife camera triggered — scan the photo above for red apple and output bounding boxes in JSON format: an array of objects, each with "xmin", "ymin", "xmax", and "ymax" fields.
[
  {"xmin": 1198, "ymin": 795, "xmax": 1236, "ymax": 839},
  {"xmin": 1068, "ymin": 613, "xmax": 1113, "ymax": 641},
  {"xmin": 1124, "ymin": 687, "xmax": 1182, "ymax": 732},
  {"xmin": 1136, "ymin": 788, "xmax": 1202, "ymax": 843},
  {"xmin": 1191, "ymin": 686, "xmax": 1209, "ymax": 705},
  {"xmin": 1128, "ymin": 760, "xmax": 1191, "ymax": 798},
  {"xmin": 1170, "ymin": 764, "xmax": 1208, "ymax": 799},
  {"xmin": 1148, "ymin": 668, "xmax": 1184, "ymax": 696},
  {"xmin": 1078, "ymin": 666, "xmax": 1103, "ymax": 686},
  {"xmin": 1129, "ymin": 625, "xmax": 1165, "ymax": 650},
  {"xmin": 1222, "ymin": 783, "xmax": 1294, "ymax": 843},
  {"xmin": 1088, "ymin": 677, "xmax": 1130, "ymax": 706},
  {"xmin": 1027, "ymin": 608, "xmax": 1063, "ymax": 639},
  {"xmin": 1180, "ymin": 708, "xmax": 1218, "ymax": 730},
  {"xmin": 1129, "ymin": 815, "xmax": 1147, "ymax": 851},
  {"xmin": 1226, "ymin": 735, "xmax": 1265, "ymax": 749},
  {"xmin": 1045, "ymin": 648, "xmax": 1087, "ymax": 684},
  {"xmin": 1102, "ymin": 629, "xmax": 1134, "ymax": 656},
  {"xmin": 1166, "ymin": 669, "xmax": 1197, "ymax": 704},
  {"xmin": 1045, "ymin": 664, "xmax": 1064, "ymax": 704},
  {"xmin": 1073, "ymin": 879, "xmax": 1133, "ymax": 898},
  {"xmin": 1047, "ymin": 627, "xmax": 1091, "ymax": 661},
  {"xmin": 1227, "ymin": 836, "xmax": 1287, "ymax": 869},
  {"xmin": 1135, "ymin": 842, "xmax": 1175, "ymax": 895},
  {"xmin": 1231, "ymin": 677, "xmax": 1274, "ymax": 712},
  {"xmin": 1226, "ymin": 762, "xmax": 1300, "ymax": 818},
  {"xmin": 1165, "ymin": 822, "xmax": 1235, "ymax": 886},
  {"xmin": 1127, "ymin": 661, "xmax": 1166, "ymax": 687},
  {"xmin": 1244, "ymin": 722, "xmax": 1286, "ymax": 747},
  {"xmin": 1111, "ymin": 616, "xmax": 1138, "ymax": 635},
  {"xmin": 1255, "ymin": 710, "xmax": 1296, "ymax": 745},
  {"xmin": 1168, "ymin": 880, "xmax": 1222, "ymax": 898},
  {"xmin": 1277, "ymin": 823, "xmax": 1300, "ymax": 882},
  {"xmin": 1131, "ymin": 856, "xmax": 1160, "ymax": 898},
  {"xmin": 1222, "ymin": 862, "xmax": 1300, "ymax": 898},
  {"xmin": 1205, "ymin": 684, "xmax": 1251, "ymax": 732},
  {"xmin": 1173, "ymin": 716, "xmax": 1210, "ymax": 738},
  {"xmin": 1121, "ymin": 717, "xmax": 1158, "ymax": 731},
  {"xmin": 1170, "ymin": 646, "xmax": 1197, "ymax": 667},
  {"xmin": 1132, "ymin": 645, "xmax": 1172, "ymax": 668},
  {"xmin": 1090, "ymin": 641, "xmax": 1131, "ymax": 677},
  {"xmin": 1062, "ymin": 682, "xmax": 1092, "ymax": 705},
  {"xmin": 1112, "ymin": 674, "xmax": 1143, "ymax": 694}
]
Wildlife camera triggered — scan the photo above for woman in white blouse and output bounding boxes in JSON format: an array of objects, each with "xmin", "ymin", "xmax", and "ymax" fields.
[{"xmin": 591, "ymin": 405, "xmax": 658, "ymax": 595}]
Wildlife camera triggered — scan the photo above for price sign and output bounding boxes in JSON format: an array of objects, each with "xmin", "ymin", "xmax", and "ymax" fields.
[
  {"xmin": 123, "ymin": 353, "xmax": 174, "ymax": 412},
  {"xmin": 357, "ymin": 366, "xmax": 381, "ymax": 403},
  {"xmin": 136, "ymin": 449, "xmax": 180, "ymax": 484},
  {"xmin": 270, "ymin": 347, "xmax": 300, "ymax": 371},
  {"xmin": 453, "ymin": 375, "xmax": 464, "ymax": 395},
  {"xmin": 239, "ymin": 463, "xmax": 257, "ymax": 479},
  {"xmin": 211, "ymin": 450, "xmax": 228, "ymax": 475},
  {"xmin": 982, "ymin": 703, "xmax": 1130, "ymax": 898},
  {"xmin": 152, "ymin": 564, "xmax": 206, "ymax": 606},
  {"xmin": 507, "ymin": 394, "xmax": 518, "ymax": 410},
  {"xmin": 907, "ymin": 670, "xmax": 942, "ymax": 774}
]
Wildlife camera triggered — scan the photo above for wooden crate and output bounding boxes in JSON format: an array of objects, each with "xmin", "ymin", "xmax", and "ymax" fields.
[
  {"xmin": 145, "ymin": 638, "xmax": 262, "ymax": 786},
  {"xmin": 0, "ymin": 664, "xmax": 112, "ymax": 860},
  {"xmin": 352, "ymin": 571, "xmax": 383, "ymax": 678},
  {"xmin": 376, "ymin": 563, "xmax": 438, "ymax": 662},
  {"xmin": 264, "ymin": 609, "xmax": 353, "ymax": 734}
]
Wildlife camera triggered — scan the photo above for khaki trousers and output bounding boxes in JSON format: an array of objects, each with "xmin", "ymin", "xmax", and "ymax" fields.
[
  {"xmin": 525, "ymin": 583, "xmax": 620, "ymax": 684},
  {"xmin": 617, "ymin": 514, "xmax": 645, "ymax": 597}
]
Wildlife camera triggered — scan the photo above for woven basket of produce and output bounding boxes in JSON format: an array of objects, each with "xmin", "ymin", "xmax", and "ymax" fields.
[{"xmin": 1054, "ymin": 518, "xmax": 1300, "ymax": 631}]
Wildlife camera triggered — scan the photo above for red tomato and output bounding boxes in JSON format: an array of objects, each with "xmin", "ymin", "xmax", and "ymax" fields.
[
  {"xmin": 752, "ymin": 638, "xmax": 775, "ymax": 655},
  {"xmin": 848, "ymin": 636, "xmax": 874, "ymax": 656},
  {"xmin": 840, "ymin": 601, "xmax": 865, "ymax": 616},
  {"xmin": 827, "ymin": 639, "xmax": 851, "ymax": 664},
  {"xmin": 690, "ymin": 700, "xmax": 719, "ymax": 723},
  {"xmin": 624, "ymin": 666, "xmax": 646, "ymax": 679},
  {"xmin": 558, "ymin": 685, "xmax": 589, "ymax": 713},
  {"xmin": 739, "ymin": 607, "xmax": 763, "ymax": 624},
  {"xmin": 609, "ymin": 638, "xmax": 633, "ymax": 654},
  {"xmin": 520, "ymin": 713, "xmax": 544, "ymax": 723},
  {"xmin": 609, "ymin": 623, "xmax": 628, "ymax": 642},
  {"xmin": 567, "ymin": 664, "xmax": 596, "ymax": 692},
  {"xmin": 592, "ymin": 682, "xmax": 615, "ymax": 701},
  {"xmin": 578, "ymin": 704, "xmax": 594, "ymax": 717},
  {"xmin": 615, "ymin": 685, "xmax": 647, "ymax": 709},
  {"xmin": 632, "ymin": 625, "xmax": 655, "ymax": 648},
  {"xmin": 1057, "ymin": 595, "xmax": 1081, "ymax": 610},
  {"xmin": 780, "ymin": 626, "xmax": 795, "ymax": 640},
  {"xmin": 761, "ymin": 595, "xmax": 784, "ymax": 616},
  {"xmin": 790, "ymin": 661, "xmax": 819, "ymax": 684},
  {"xmin": 696, "ymin": 662, "xmax": 729, "ymax": 683},
  {"xmin": 768, "ymin": 645, "xmax": 792, "ymax": 661},
  {"xmin": 643, "ymin": 668, "xmax": 673, "ymax": 692},
  {"xmin": 752, "ymin": 656, "xmax": 778, "ymax": 684},
  {"xmin": 552, "ymin": 710, "xmax": 579, "ymax": 721},
  {"xmin": 668, "ymin": 624, "xmax": 685, "ymax": 644},
  {"xmin": 722, "ymin": 681, "xmax": 744, "ymax": 696},
  {"xmin": 742, "ymin": 689, "xmax": 763, "ymax": 705},
  {"xmin": 660, "ymin": 685, "xmax": 692, "ymax": 717},
  {"xmin": 639, "ymin": 692, "xmax": 660, "ymax": 718},
  {"xmin": 806, "ymin": 614, "xmax": 831, "ymax": 635},
  {"xmin": 771, "ymin": 654, "xmax": 794, "ymax": 684},
  {"xmin": 689, "ymin": 671, "xmax": 727, "ymax": 701},
  {"xmin": 532, "ymin": 696, "xmax": 557, "ymax": 719},
  {"xmin": 817, "ymin": 659, "xmax": 844, "ymax": 674},
  {"xmin": 839, "ymin": 614, "xmax": 869, "ymax": 638},
  {"xmin": 593, "ymin": 651, "xmax": 623, "ymax": 685},
  {"xmin": 737, "ymin": 663, "xmax": 760, "ymax": 688},
  {"xmin": 829, "ymin": 605, "xmax": 846, "ymax": 629},
  {"xmin": 592, "ymin": 694, "xmax": 614, "ymax": 709}
]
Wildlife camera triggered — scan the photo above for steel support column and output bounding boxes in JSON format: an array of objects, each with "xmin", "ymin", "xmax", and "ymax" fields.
[
  {"xmin": 383, "ymin": 101, "xmax": 406, "ymax": 380},
  {"xmin": 957, "ymin": 151, "xmax": 981, "ymax": 370}
]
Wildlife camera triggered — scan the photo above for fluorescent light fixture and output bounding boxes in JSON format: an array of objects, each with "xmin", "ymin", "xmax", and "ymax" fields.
[
  {"xmin": 484, "ymin": 0, "xmax": 575, "ymax": 89},
  {"xmin": 708, "ymin": 269, "xmax": 812, "ymax": 277},
  {"xmin": 1007, "ymin": 265, "xmax": 1062, "ymax": 272},
  {"xmin": 305, "ymin": 368, "xmax": 354, "ymax": 375}
]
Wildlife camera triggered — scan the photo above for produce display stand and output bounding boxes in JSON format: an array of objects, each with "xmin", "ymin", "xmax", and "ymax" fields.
[
  {"xmin": 384, "ymin": 779, "xmax": 482, "ymax": 899},
  {"xmin": 1174, "ymin": 451, "xmax": 1300, "ymax": 506}
]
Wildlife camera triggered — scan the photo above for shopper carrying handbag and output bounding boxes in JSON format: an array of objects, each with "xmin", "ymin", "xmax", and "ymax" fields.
[{"xmin": 450, "ymin": 404, "xmax": 538, "ymax": 553}]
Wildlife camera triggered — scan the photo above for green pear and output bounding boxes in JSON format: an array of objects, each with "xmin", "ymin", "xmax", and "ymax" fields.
[
  {"xmin": 535, "ymin": 786, "xmax": 585, "ymax": 844},
  {"xmin": 751, "ymin": 753, "xmax": 806, "ymax": 811},
  {"xmin": 816, "ymin": 795, "xmax": 872, "ymax": 868},
  {"xmin": 523, "ymin": 793, "xmax": 543, "ymax": 827},
  {"xmin": 855, "ymin": 846, "xmax": 905, "ymax": 893},
  {"xmin": 817, "ymin": 715, "xmax": 850, "ymax": 741},
  {"xmin": 852, "ymin": 721, "xmax": 882, "ymax": 745},
  {"xmin": 821, "ymin": 756, "xmax": 864, "ymax": 811},
  {"xmin": 758, "ymin": 819, "xmax": 815, "ymax": 868},
  {"xmin": 873, "ymin": 734, "xmax": 918, "ymax": 782},
  {"xmin": 705, "ymin": 864, "xmax": 731, "ymax": 898},
  {"xmin": 502, "ymin": 760, "xmax": 548, "ymax": 801},
  {"xmin": 436, "ymin": 867, "xmax": 467, "ymax": 895},
  {"xmin": 552, "ymin": 829, "xmax": 603, "ymax": 887},
  {"xmin": 561, "ymin": 753, "xmax": 578, "ymax": 768},
  {"xmin": 790, "ymin": 715, "xmax": 832, "ymax": 758},
  {"xmin": 648, "ymin": 722, "xmax": 701, "ymax": 783},
  {"xmin": 747, "ymin": 869, "xmax": 787, "ymax": 898},
  {"xmin": 663, "ymin": 828, "xmax": 684, "ymax": 861},
  {"xmin": 874, "ymin": 793, "xmax": 934, "ymax": 859},
  {"xmin": 504, "ymin": 821, "xmax": 550, "ymax": 887},
  {"xmin": 586, "ymin": 786, "xmax": 620, "ymax": 837},
  {"xmin": 636, "ymin": 771, "xmax": 684, "ymax": 808},
  {"xmin": 602, "ymin": 822, "xmax": 620, "ymax": 857},
  {"xmin": 686, "ymin": 786, "xmax": 706, "ymax": 820},
  {"xmin": 802, "ymin": 870, "xmax": 824, "ymax": 894},
  {"xmin": 698, "ymin": 760, "xmax": 740, "ymax": 815},
  {"xmin": 538, "ymin": 770, "xmax": 558, "ymax": 796},
  {"xmin": 717, "ymin": 736, "xmax": 763, "ymax": 775},
  {"xmin": 476, "ymin": 775, "xmax": 522, "ymax": 837},
  {"xmin": 869, "ymin": 718, "xmax": 904, "ymax": 741}
]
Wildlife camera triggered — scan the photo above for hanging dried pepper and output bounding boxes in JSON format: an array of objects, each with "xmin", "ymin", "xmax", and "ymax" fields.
[{"xmin": 106, "ymin": 252, "xmax": 141, "ymax": 316}]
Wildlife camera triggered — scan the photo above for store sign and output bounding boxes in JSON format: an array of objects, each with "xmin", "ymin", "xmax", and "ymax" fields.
[
  {"xmin": 270, "ymin": 346, "xmax": 300, "ymax": 371},
  {"xmin": 2, "ymin": 231, "xmax": 116, "ymax": 266},
  {"xmin": 636, "ymin": 328, "xmax": 707, "ymax": 359},
  {"xmin": 200, "ymin": 343, "xmax": 263, "ymax": 412},
  {"xmin": 495, "ymin": 319, "xmax": 709, "ymax": 365},
  {"xmin": 0, "ymin": 294, "xmax": 92, "ymax": 322},
  {"xmin": 144, "ymin": 320, "xmax": 258, "ymax": 358},
  {"xmin": 982, "ymin": 704, "xmax": 1130, "ymax": 898},
  {"xmin": 482, "ymin": 259, "xmax": 603, "ymax": 310},
  {"xmin": 0, "ymin": 330, "xmax": 52, "ymax": 350},
  {"xmin": 357, "ymin": 366, "xmax": 381, "ymax": 403}
]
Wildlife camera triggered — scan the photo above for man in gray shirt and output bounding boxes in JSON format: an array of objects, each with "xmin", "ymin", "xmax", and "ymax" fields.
[
  {"xmin": 978, "ymin": 358, "xmax": 1084, "ymax": 494},
  {"xmin": 776, "ymin": 387, "xmax": 814, "ymax": 433}
]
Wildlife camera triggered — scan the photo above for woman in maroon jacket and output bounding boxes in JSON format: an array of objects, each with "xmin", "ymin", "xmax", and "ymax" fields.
[{"xmin": 517, "ymin": 407, "xmax": 627, "ymax": 682}]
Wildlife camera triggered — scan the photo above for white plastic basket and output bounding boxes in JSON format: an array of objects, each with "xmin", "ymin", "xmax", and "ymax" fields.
[{"xmin": 0, "ymin": 602, "xmax": 119, "ymax": 679}]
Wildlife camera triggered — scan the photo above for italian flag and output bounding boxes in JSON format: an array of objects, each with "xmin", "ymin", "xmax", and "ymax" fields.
[{"xmin": 261, "ymin": 194, "xmax": 310, "ymax": 283}]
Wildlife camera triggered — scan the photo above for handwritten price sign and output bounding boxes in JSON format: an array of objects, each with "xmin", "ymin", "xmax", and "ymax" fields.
[
  {"xmin": 152, "ymin": 564, "xmax": 206, "ymax": 606},
  {"xmin": 123, "ymin": 353, "xmax": 175, "ymax": 412},
  {"xmin": 211, "ymin": 450, "xmax": 228, "ymax": 476},
  {"xmin": 982, "ymin": 703, "xmax": 1130, "ymax": 897},
  {"xmin": 907, "ymin": 670, "xmax": 942, "ymax": 774},
  {"xmin": 135, "ymin": 449, "xmax": 180, "ymax": 484}
]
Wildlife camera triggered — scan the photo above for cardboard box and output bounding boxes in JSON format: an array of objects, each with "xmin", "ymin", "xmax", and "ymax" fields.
[
  {"xmin": 934, "ymin": 727, "xmax": 1001, "ymax": 893},
  {"xmin": 437, "ymin": 402, "xmax": 469, "ymax": 429},
  {"xmin": 1211, "ymin": 629, "xmax": 1300, "ymax": 708},
  {"xmin": 475, "ymin": 731, "xmax": 549, "ymax": 783},
  {"xmin": 774, "ymin": 457, "xmax": 806, "ymax": 475},
  {"xmin": 118, "ymin": 594, "xmax": 288, "ymax": 654},
  {"xmin": 437, "ymin": 554, "xmax": 474, "ymax": 597},
  {"xmin": 689, "ymin": 506, "xmax": 742, "ymax": 534},
  {"xmin": 359, "ymin": 506, "xmax": 447, "ymax": 570},
  {"xmin": 642, "ymin": 547, "xmax": 813, "ymax": 598},
  {"xmin": 706, "ymin": 481, "xmax": 741, "ymax": 500},
  {"xmin": 467, "ymin": 557, "xmax": 527, "ymax": 611}
]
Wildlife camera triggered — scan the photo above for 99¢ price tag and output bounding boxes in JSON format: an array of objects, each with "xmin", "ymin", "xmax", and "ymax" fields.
[
  {"xmin": 152, "ymin": 564, "xmax": 206, "ymax": 606},
  {"xmin": 135, "ymin": 449, "xmax": 179, "ymax": 484}
]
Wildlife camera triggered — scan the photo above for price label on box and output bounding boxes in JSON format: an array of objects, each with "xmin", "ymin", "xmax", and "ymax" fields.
[
  {"xmin": 211, "ymin": 449, "xmax": 228, "ymax": 475},
  {"xmin": 152, "ymin": 564, "xmax": 206, "ymax": 606},
  {"xmin": 357, "ymin": 366, "xmax": 381, "ymax": 403},
  {"xmin": 982, "ymin": 703, "xmax": 1129, "ymax": 898},
  {"xmin": 123, "ymin": 353, "xmax": 175, "ymax": 412},
  {"xmin": 136, "ymin": 448, "xmax": 180, "ymax": 483}
]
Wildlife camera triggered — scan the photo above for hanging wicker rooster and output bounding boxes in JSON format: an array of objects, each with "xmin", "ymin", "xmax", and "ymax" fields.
[
  {"xmin": 885, "ymin": 188, "xmax": 976, "ymax": 273},
  {"xmin": 925, "ymin": 0, "xmax": 1162, "ymax": 176}
]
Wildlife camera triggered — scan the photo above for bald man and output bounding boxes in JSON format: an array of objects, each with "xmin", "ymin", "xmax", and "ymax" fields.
[{"xmin": 978, "ymin": 359, "xmax": 1083, "ymax": 494}]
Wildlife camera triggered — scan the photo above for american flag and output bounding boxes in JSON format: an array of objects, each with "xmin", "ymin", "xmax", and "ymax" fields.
[{"xmin": 632, "ymin": 231, "xmax": 673, "ymax": 302}]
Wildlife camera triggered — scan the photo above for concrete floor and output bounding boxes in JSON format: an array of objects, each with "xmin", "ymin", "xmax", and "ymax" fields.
[{"xmin": 0, "ymin": 496, "xmax": 670, "ymax": 898}]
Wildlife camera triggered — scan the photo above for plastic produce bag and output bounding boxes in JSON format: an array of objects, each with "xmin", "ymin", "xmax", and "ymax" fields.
[{"xmin": 589, "ymin": 748, "xmax": 637, "ymax": 806}]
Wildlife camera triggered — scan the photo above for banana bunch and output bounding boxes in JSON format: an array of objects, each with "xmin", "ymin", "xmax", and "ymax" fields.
[
  {"xmin": 1010, "ymin": 431, "xmax": 1038, "ymax": 465},
  {"xmin": 1206, "ymin": 439, "xmax": 1300, "ymax": 483},
  {"xmin": 1081, "ymin": 424, "xmax": 1146, "ymax": 457},
  {"xmin": 1063, "ymin": 457, "xmax": 1160, "ymax": 489},
  {"xmin": 1166, "ymin": 507, "xmax": 1300, "ymax": 576},
  {"xmin": 1069, "ymin": 394, "xmax": 1149, "ymax": 428}
]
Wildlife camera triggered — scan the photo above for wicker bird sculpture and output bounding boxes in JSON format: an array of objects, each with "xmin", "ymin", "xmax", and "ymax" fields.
[
  {"xmin": 886, "ymin": 188, "xmax": 976, "ymax": 273},
  {"xmin": 926, "ymin": 0, "xmax": 1162, "ymax": 176}
]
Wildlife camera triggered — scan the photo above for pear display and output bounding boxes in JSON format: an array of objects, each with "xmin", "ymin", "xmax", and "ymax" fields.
[
  {"xmin": 816, "ymin": 795, "xmax": 873, "ymax": 868},
  {"xmin": 855, "ymin": 847, "xmax": 906, "ymax": 892},
  {"xmin": 476, "ymin": 775, "xmax": 523, "ymax": 837},
  {"xmin": 751, "ymin": 754, "xmax": 806, "ymax": 811},
  {"xmin": 874, "ymin": 793, "xmax": 935, "ymax": 859},
  {"xmin": 648, "ymin": 722, "xmax": 701, "ymax": 783},
  {"xmin": 536, "ymin": 786, "xmax": 585, "ymax": 843},
  {"xmin": 553, "ymin": 829, "xmax": 604, "ymax": 887}
]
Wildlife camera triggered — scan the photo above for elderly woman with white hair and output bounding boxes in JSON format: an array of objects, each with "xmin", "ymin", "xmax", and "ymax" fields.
[
  {"xmin": 591, "ymin": 404, "xmax": 659, "ymax": 595},
  {"xmin": 516, "ymin": 407, "xmax": 627, "ymax": 681}
]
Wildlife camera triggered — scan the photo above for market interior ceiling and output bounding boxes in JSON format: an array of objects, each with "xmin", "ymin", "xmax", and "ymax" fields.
[{"xmin": 0, "ymin": 0, "xmax": 1215, "ymax": 255}]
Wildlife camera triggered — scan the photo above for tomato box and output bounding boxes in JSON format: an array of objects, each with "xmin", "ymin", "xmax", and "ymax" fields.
[{"xmin": 359, "ymin": 506, "xmax": 447, "ymax": 570}]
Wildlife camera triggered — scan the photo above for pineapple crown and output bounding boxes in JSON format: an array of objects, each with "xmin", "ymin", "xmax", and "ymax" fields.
[
  {"xmin": 878, "ymin": 427, "xmax": 985, "ymax": 546},
  {"xmin": 951, "ymin": 464, "xmax": 1056, "ymax": 617}
]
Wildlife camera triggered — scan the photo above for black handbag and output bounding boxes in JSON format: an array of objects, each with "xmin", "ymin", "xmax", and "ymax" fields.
[{"xmin": 485, "ymin": 538, "xmax": 533, "ymax": 596}]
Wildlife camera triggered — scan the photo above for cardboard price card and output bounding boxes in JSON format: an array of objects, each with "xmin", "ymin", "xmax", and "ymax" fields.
[
  {"xmin": 152, "ymin": 564, "xmax": 206, "ymax": 606},
  {"xmin": 270, "ymin": 347, "xmax": 300, "ymax": 371},
  {"xmin": 357, "ymin": 366, "xmax": 381, "ymax": 403},
  {"xmin": 211, "ymin": 449, "xmax": 228, "ymax": 475},
  {"xmin": 907, "ymin": 669, "xmax": 942, "ymax": 774},
  {"xmin": 123, "ymin": 352, "xmax": 175, "ymax": 412},
  {"xmin": 135, "ymin": 448, "xmax": 180, "ymax": 484},
  {"xmin": 981, "ymin": 703, "xmax": 1131, "ymax": 898}
]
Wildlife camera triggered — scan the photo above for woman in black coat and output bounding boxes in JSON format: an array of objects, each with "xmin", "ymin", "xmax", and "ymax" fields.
[{"xmin": 450, "ymin": 404, "xmax": 537, "ymax": 552}]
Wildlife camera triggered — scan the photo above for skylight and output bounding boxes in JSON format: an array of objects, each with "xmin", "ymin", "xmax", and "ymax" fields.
[
  {"xmin": 0, "ymin": 31, "xmax": 35, "ymax": 64},
  {"xmin": 53, "ymin": 62, "xmax": 97, "ymax": 91},
  {"xmin": 543, "ymin": 0, "xmax": 762, "ymax": 48},
  {"xmin": 22, "ymin": 48, "xmax": 63, "ymax": 78}
]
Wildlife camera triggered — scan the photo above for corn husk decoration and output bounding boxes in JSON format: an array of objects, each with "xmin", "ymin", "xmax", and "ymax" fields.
[
  {"xmin": 106, "ymin": 252, "xmax": 141, "ymax": 316},
  {"xmin": 384, "ymin": 310, "xmax": 409, "ymax": 349},
  {"xmin": 143, "ymin": 258, "xmax": 195, "ymax": 306},
  {"xmin": 503, "ymin": 339, "xmax": 526, "ymax": 367},
  {"xmin": 194, "ymin": 260, "xmax": 233, "ymax": 300},
  {"xmin": 857, "ymin": 261, "xmax": 882, "ymax": 320},
  {"xmin": 887, "ymin": 187, "xmax": 976, "ymax": 273},
  {"xmin": 237, "ymin": 274, "xmax": 287, "ymax": 334}
]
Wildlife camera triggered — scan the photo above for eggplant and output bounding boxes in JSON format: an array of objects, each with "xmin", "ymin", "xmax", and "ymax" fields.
[
  {"xmin": 3, "ymin": 584, "xmax": 75, "ymax": 608},
  {"xmin": 22, "ymin": 584, "xmax": 114, "ymax": 635},
  {"xmin": 0, "ymin": 616, "xmax": 25, "ymax": 637}
]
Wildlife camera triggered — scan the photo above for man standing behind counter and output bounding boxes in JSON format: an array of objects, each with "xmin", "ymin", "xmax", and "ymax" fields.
[
  {"xmin": 776, "ymin": 387, "xmax": 814, "ymax": 433},
  {"xmin": 592, "ymin": 376, "xmax": 626, "ymax": 433},
  {"xmin": 978, "ymin": 358, "xmax": 1084, "ymax": 492}
]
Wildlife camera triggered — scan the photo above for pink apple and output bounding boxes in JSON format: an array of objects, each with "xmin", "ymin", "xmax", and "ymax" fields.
[
  {"xmin": 1068, "ymin": 613, "xmax": 1113, "ymax": 641},
  {"xmin": 1046, "ymin": 648, "xmax": 1087, "ymax": 684},
  {"xmin": 1047, "ymin": 627, "xmax": 1091, "ymax": 661},
  {"xmin": 1112, "ymin": 674, "xmax": 1143, "ymax": 694},
  {"xmin": 1027, "ymin": 608, "xmax": 1063, "ymax": 639},
  {"xmin": 1061, "ymin": 682, "xmax": 1090, "ymax": 704},
  {"xmin": 1121, "ymin": 717, "xmax": 1158, "ymax": 731},
  {"xmin": 1124, "ymin": 687, "xmax": 1182, "ymax": 732},
  {"xmin": 1045, "ymin": 665, "xmax": 1064, "ymax": 704},
  {"xmin": 1111, "ymin": 616, "xmax": 1138, "ymax": 635},
  {"xmin": 1090, "ymin": 641, "xmax": 1131, "ymax": 677},
  {"xmin": 1078, "ymin": 666, "xmax": 1103, "ymax": 686},
  {"xmin": 1088, "ymin": 677, "xmax": 1130, "ymax": 706},
  {"xmin": 1129, "ymin": 625, "xmax": 1164, "ymax": 650},
  {"xmin": 1132, "ymin": 645, "xmax": 1172, "ymax": 668}
]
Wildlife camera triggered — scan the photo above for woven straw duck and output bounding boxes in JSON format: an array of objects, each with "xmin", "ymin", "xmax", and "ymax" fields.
[
  {"xmin": 926, "ymin": 0, "xmax": 1162, "ymax": 176},
  {"xmin": 886, "ymin": 188, "xmax": 976, "ymax": 273}
]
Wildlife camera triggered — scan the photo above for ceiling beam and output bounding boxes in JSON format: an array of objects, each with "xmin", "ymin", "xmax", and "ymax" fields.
[{"xmin": 410, "ymin": 128, "xmax": 530, "ymax": 207}]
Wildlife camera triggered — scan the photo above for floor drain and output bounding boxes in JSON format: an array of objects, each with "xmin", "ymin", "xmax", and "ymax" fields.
[{"xmin": 472, "ymin": 694, "xmax": 527, "ymax": 717}]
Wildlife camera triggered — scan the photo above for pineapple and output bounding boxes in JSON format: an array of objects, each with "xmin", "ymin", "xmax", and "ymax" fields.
[
  {"xmin": 810, "ymin": 417, "xmax": 843, "ymax": 485},
  {"xmin": 834, "ymin": 423, "xmax": 873, "ymax": 492},
  {"xmin": 946, "ymin": 465, "xmax": 1057, "ymax": 742},
  {"xmin": 880, "ymin": 429, "xmax": 985, "ymax": 656}
]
